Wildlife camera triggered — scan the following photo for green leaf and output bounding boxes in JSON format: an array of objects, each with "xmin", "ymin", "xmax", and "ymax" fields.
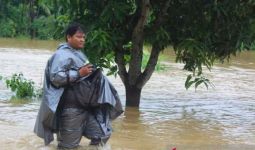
[
  {"xmin": 204, "ymin": 82, "xmax": 209, "ymax": 89},
  {"xmin": 186, "ymin": 81, "xmax": 195, "ymax": 89},
  {"xmin": 195, "ymin": 80, "xmax": 204, "ymax": 89},
  {"xmin": 185, "ymin": 74, "xmax": 192, "ymax": 89}
]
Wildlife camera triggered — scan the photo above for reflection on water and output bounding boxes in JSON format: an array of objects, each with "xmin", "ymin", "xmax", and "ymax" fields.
[{"xmin": 0, "ymin": 39, "xmax": 255, "ymax": 150}]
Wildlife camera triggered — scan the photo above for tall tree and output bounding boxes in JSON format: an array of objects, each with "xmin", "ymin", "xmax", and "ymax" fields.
[
  {"xmin": 57, "ymin": 0, "xmax": 255, "ymax": 107},
  {"xmin": 2, "ymin": 0, "xmax": 253, "ymax": 107}
]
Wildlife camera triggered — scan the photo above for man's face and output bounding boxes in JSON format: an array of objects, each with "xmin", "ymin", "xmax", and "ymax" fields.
[{"xmin": 67, "ymin": 31, "xmax": 85, "ymax": 49}]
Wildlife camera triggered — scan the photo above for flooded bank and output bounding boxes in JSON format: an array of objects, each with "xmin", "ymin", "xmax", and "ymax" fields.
[{"xmin": 0, "ymin": 39, "xmax": 255, "ymax": 150}]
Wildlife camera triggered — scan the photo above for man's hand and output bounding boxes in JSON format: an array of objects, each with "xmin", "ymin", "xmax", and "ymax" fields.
[{"xmin": 78, "ymin": 64, "xmax": 93, "ymax": 77}]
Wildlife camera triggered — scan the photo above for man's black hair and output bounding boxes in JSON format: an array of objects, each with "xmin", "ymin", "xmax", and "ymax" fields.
[{"xmin": 65, "ymin": 22, "xmax": 85, "ymax": 41}]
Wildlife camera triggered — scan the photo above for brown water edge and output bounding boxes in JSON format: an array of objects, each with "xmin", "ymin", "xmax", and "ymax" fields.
[
  {"xmin": 159, "ymin": 46, "xmax": 255, "ymax": 70},
  {"xmin": 0, "ymin": 40, "xmax": 255, "ymax": 150},
  {"xmin": 0, "ymin": 37, "xmax": 254, "ymax": 69},
  {"xmin": 0, "ymin": 37, "xmax": 62, "ymax": 50}
]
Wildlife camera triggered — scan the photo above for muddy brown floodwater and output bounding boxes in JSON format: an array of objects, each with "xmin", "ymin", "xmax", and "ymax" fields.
[{"xmin": 0, "ymin": 38, "xmax": 254, "ymax": 150}]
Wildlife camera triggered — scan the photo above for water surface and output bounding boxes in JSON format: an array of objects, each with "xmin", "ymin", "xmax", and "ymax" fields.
[{"xmin": 0, "ymin": 38, "xmax": 254, "ymax": 150}]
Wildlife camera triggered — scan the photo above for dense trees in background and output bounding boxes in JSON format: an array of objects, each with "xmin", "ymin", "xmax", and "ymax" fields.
[
  {"xmin": 0, "ymin": 0, "xmax": 95, "ymax": 39},
  {"xmin": 0, "ymin": 0, "xmax": 61, "ymax": 39},
  {"xmin": 1, "ymin": 0, "xmax": 255, "ymax": 107}
]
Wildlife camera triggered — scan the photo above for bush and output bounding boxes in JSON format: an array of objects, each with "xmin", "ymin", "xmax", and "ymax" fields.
[{"xmin": 5, "ymin": 73, "xmax": 35, "ymax": 99}]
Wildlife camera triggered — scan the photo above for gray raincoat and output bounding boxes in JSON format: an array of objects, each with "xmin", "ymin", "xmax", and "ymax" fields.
[{"xmin": 34, "ymin": 43, "xmax": 123, "ymax": 145}]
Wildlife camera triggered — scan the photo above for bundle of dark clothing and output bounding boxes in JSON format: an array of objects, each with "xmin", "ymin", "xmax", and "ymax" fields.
[{"xmin": 60, "ymin": 68, "xmax": 123, "ymax": 119}]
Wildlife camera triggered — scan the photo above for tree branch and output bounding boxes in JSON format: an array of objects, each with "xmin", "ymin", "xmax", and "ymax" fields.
[
  {"xmin": 128, "ymin": 0, "xmax": 150, "ymax": 85},
  {"xmin": 137, "ymin": 0, "xmax": 172, "ymax": 88},
  {"xmin": 137, "ymin": 45, "xmax": 161, "ymax": 88},
  {"xmin": 115, "ymin": 49, "xmax": 128, "ymax": 85},
  {"xmin": 151, "ymin": 0, "xmax": 171, "ymax": 32}
]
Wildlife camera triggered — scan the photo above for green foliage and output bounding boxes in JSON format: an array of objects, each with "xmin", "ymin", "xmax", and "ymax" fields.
[
  {"xmin": 175, "ymin": 38, "xmax": 214, "ymax": 74},
  {"xmin": 100, "ymin": 1, "xmax": 135, "ymax": 23},
  {"xmin": 32, "ymin": 15, "xmax": 55, "ymax": 40},
  {"xmin": 169, "ymin": 0, "xmax": 255, "ymax": 68},
  {"xmin": 53, "ymin": 15, "xmax": 71, "ymax": 39},
  {"xmin": 185, "ymin": 74, "xmax": 214, "ymax": 90},
  {"xmin": 59, "ymin": 0, "xmax": 255, "ymax": 93},
  {"xmin": 249, "ymin": 40, "xmax": 255, "ymax": 50},
  {"xmin": 166, "ymin": 0, "xmax": 255, "ymax": 89},
  {"xmin": 83, "ymin": 29, "xmax": 118, "ymax": 76},
  {"xmin": 145, "ymin": 26, "xmax": 171, "ymax": 50},
  {"xmin": 5, "ymin": 73, "xmax": 35, "ymax": 99},
  {"xmin": 123, "ymin": 42, "xmax": 132, "ymax": 64},
  {"xmin": 0, "ymin": 19, "xmax": 16, "ymax": 37},
  {"xmin": 0, "ymin": 1, "xmax": 30, "ymax": 38},
  {"xmin": 8, "ymin": 3, "xmax": 29, "ymax": 36},
  {"xmin": 0, "ymin": 0, "xmax": 58, "ymax": 40},
  {"xmin": 142, "ymin": 50, "xmax": 166, "ymax": 72},
  {"xmin": 1, "ymin": 0, "xmax": 255, "ymax": 97}
]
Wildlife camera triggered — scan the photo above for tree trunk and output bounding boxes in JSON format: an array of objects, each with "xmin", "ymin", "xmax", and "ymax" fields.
[
  {"xmin": 29, "ymin": 0, "xmax": 36, "ymax": 39},
  {"xmin": 125, "ymin": 85, "xmax": 142, "ymax": 107},
  {"xmin": 115, "ymin": 0, "xmax": 171, "ymax": 108}
]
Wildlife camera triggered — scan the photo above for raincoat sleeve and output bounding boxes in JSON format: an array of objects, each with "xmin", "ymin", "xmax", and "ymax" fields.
[{"xmin": 49, "ymin": 52, "xmax": 80, "ymax": 88}]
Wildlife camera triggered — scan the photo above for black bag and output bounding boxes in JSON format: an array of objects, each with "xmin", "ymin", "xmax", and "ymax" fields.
[{"xmin": 72, "ymin": 69, "xmax": 102, "ymax": 107}]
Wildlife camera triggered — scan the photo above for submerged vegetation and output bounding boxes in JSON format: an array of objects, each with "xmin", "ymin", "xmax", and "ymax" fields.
[
  {"xmin": 6, "ymin": 73, "xmax": 35, "ymax": 98},
  {"xmin": 0, "ymin": 73, "xmax": 42, "ymax": 102}
]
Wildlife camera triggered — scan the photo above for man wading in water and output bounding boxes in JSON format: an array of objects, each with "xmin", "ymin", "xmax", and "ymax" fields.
[{"xmin": 34, "ymin": 23, "xmax": 123, "ymax": 149}]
